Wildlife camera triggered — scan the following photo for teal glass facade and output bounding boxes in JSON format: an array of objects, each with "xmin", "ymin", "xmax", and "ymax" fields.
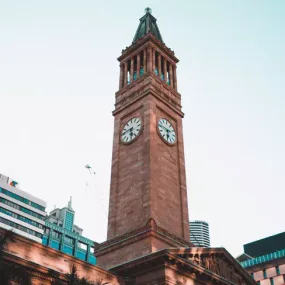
[
  {"xmin": 42, "ymin": 222, "xmax": 96, "ymax": 265},
  {"xmin": 64, "ymin": 211, "xmax": 74, "ymax": 231},
  {"xmin": 240, "ymin": 248, "xmax": 285, "ymax": 268}
]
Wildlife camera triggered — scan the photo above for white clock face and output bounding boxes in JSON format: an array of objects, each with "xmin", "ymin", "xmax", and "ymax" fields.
[
  {"xmin": 158, "ymin": 118, "xmax": 176, "ymax": 144},
  {"xmin": 121, "ymin": 117, "xmax": 142, "ymax": 143}
]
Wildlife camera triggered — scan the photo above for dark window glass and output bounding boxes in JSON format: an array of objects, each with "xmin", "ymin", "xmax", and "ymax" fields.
[
  {"xmin": 0, "ymin": 216, "xmax": 41, "ymax": 238},
  {"xmin": 0, "ymin": 206, "xmax": 43, "ymax": 229}
]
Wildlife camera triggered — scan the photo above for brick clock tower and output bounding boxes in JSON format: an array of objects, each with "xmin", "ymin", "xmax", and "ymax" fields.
[
  {"xmin": 95, "ymin": 7, "xmax": 192, "ymax": 268},
  {"xmin": 94, "ymin": 10, "xmax": 255, "ymax": 285}
]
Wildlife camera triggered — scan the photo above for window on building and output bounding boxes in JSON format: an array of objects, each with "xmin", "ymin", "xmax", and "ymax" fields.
[
  {"xmin": 78, "ymin": 241, "xmax": 87, "ymax": 251},
  {"xmin": 0, "ymin": 207, "xmax": 43, "ymax": 229},
  {"xmin": 0, "ymin": 216, "xmax": 42, "ymax": 238},
  {"xmin": 276, "ymin": 266, "xmax": 280, "ymax": 275},
  {"xmin": 250, "ymin": 273, "xmax": 254, "ymax": 279},
  {"xmin": 263, "ymin": 269, "xmax": 267, "ymax": 279},
  {"xmin": 64, "ymin": 236, "xmax": 74, "ymax": 245},
  {"xmin": 270, "ymin": 278, "xmax": 274, "ymax": 285},
  {"xmin": 44, "ymin": 228, "xmax": 50, "ymax": 235},
  {"xmin": 52, "ymin": 231, "xmax": 61, "ymax": 240},
  {"xmin": 0, "ymin": 187, "xmax": 45, "ymax": 212}
]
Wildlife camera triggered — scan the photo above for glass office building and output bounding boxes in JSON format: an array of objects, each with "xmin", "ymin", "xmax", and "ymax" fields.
[
  {"xmin": 189, "ymin": 220, "xmax": 210, "ymax": 247},
  {"xmin": 238, "ymin": 232, "xmax": 285, "ymax": 285},
  {"xmin": 43, "ymin": 198, "xmax": 97, "ymax": 265},
  {"xmin": 0, "ymin": 173, "xmax": 47, "ymax": 243}
]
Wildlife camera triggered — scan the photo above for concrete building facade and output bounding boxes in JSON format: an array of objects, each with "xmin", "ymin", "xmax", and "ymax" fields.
[
  {"xmin": 189, "ymin": 220, "xmax": 211, "ymax": 247},
  {"xmin": 0, "ymin": 173, "xmax": 46, "ymax": 243}
]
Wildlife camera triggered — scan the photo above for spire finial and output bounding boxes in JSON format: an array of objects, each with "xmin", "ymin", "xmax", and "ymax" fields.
[
  {"xmin": 145, "ymin": 7, "xmax": 152, "ymax": 14},
  {"xmin": 68, "ymin": 196, "xmax": 72, "ymax": 209}
]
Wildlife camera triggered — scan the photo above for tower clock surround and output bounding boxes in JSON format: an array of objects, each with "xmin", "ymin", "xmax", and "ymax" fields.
[
  {"xmin": 157, "ymin": 117, "xmax": 177, "ymax": 145},
  {"xmin": 120, "ymin": 117, "xmax": 142, "ymax": 144}
]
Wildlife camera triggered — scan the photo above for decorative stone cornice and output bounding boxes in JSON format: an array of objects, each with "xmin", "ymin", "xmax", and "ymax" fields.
[
  {"xmin": 118, "ymin": 33, "xmax": 178, "ymax": 64},
  {"xmin": 94, "ymin": 219, "xmax": 192, "ymax": 256},
  {"xmin": 110, "ymin": 248, "xmax": 256, "ymax": 285},
  {"xmin": 113, "ymin": 73, "xmax": 183, "ymax": 117}
]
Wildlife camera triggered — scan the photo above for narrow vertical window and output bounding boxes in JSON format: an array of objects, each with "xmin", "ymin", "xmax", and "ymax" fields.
[
  {"xmin": 276, "ymin": 266, "xmax": 280, "ymax": 275},
  {"xmin": 263, "ymin": 269, "xmax": 267, "ymax": 279},
  {"xmin": 270, "ymin": 278, "xmax": 274, "ymax": 285}
]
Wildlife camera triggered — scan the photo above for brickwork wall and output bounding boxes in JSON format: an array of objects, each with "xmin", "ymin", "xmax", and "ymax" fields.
[
  {"xmin": 3, "ymin": 233, "xmax": 123, "ymax": 285},
  {"xmin": 107, "ymin": 91, "xmax": 190, "ymax": 241}
]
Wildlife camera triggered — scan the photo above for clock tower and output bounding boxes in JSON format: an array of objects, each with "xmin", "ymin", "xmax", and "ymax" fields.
[{"xmin": 95, "ymin": 8, "xmax": 192, "ymax": 269}]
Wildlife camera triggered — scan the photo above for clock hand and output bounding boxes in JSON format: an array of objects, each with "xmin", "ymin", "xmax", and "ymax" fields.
[
  {"xmin": 159, "ymin": 124, "xmax": 172, "ymax": 132},
  {"xmin": 122, "ymin": 127, "xmax": 133, "ymax": 135}
]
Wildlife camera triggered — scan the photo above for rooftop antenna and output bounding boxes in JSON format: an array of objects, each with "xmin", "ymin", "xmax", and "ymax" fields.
[{"xmin": 68, "ymin": 196, "xmax": 72, "ymax": 209}]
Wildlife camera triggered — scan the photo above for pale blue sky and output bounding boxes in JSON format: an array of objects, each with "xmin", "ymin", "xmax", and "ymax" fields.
[{"xmin": 0, "ymin": 1, "xmax": 284, "ymax": 257}]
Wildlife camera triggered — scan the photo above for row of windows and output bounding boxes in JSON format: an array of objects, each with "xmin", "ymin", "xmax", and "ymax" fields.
[
  {"xmin": 0, "ymin": 197, "xmax": 45, "ymax": 220},
  {"xmin": 257, "ymin": 276, "xmax": 284, "ymax": 285},
  {"xmin": 42, "ymin": 236, "xmax": 96, "ymax": 265},
  {"xmin": 0, "ymin": 216, "xmax": 42, "ymax": 238},
  {"xmin": 262, "ymin": 267, "xmax": 281, "ymax": 279},
  {"xmin": 0, "ymin": 206, "xmax": 43, "ymax": 229},
  {"xmin": 0, "ymin": 187, "xmax": 45, "ymax": 212},
  {"xmin": 44, "ymin": 233, "xmax": 92, "ymax": 251},
  {"xmin": 45, "ymin": 230, "xmax": 91, "ymax": 251}
]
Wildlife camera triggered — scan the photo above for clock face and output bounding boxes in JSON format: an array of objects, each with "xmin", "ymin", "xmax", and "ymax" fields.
[
  {"xmin": 158, "ymin": 118, "xmax": 176, "ymax": 144},
  {"xmin": 121, "ymin": 117, "xmax": 142, "ymax": 143}
]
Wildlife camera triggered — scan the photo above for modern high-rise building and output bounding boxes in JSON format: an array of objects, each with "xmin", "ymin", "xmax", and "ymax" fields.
[
  {"xmin": 237, "ymin": 232, "xmax": 285, "ymax": 285},
  {"xmin": 189, "ymin": 220, "xmax": 210, "ymax": 247},
  {"xmin": 0, "ymin": 173, "xmax": 47, "ymax": 243},
  {"xmin": 43, "ymin": 198, "xmax": 97, "ymax": 265}
]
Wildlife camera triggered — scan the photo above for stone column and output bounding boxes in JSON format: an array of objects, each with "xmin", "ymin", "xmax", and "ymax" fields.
[
  {"xmin": 158, "ymin": 54, "xmax": 161, "ymax": 78},
  {"xmin": 173, "ymin": 65, "xmax": 177, "ymax": 90},
  {"xmin": 153, "ymin": 48, "xmax": 156, "ymax": 73},
  {"xmin": 130, "ymin": 57, "xmax": 134, "ymax": 83},
  {"xmin": 163, "ymin": 58, "xmax": 167, "ymax": 83},
  {"xmin": 143, "ymin": 49, "xmax": 147, "ymax": 73},
  {"xmin": 169, "ymin": 63, "xmax": 173, "ymax": 87},
  {"xmin": 137, "ymin": 54, "xmax": 140, "ymax": 79},
  {"xmin": 124, "ymin": 62, "xmax": 128, "ymax": 86},
  {"xmin": 119, "ymin": 63, "xmax": 124, "ymax": 89},
  {"xmin": 147, "ymin": 47, "xmax": 152, "ymax": 73}
]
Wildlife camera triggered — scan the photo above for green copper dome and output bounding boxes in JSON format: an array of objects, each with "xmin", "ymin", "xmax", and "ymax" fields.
[{"xmin": 133, "ymin": 8, "xmax": 164, "ymax": 44}]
